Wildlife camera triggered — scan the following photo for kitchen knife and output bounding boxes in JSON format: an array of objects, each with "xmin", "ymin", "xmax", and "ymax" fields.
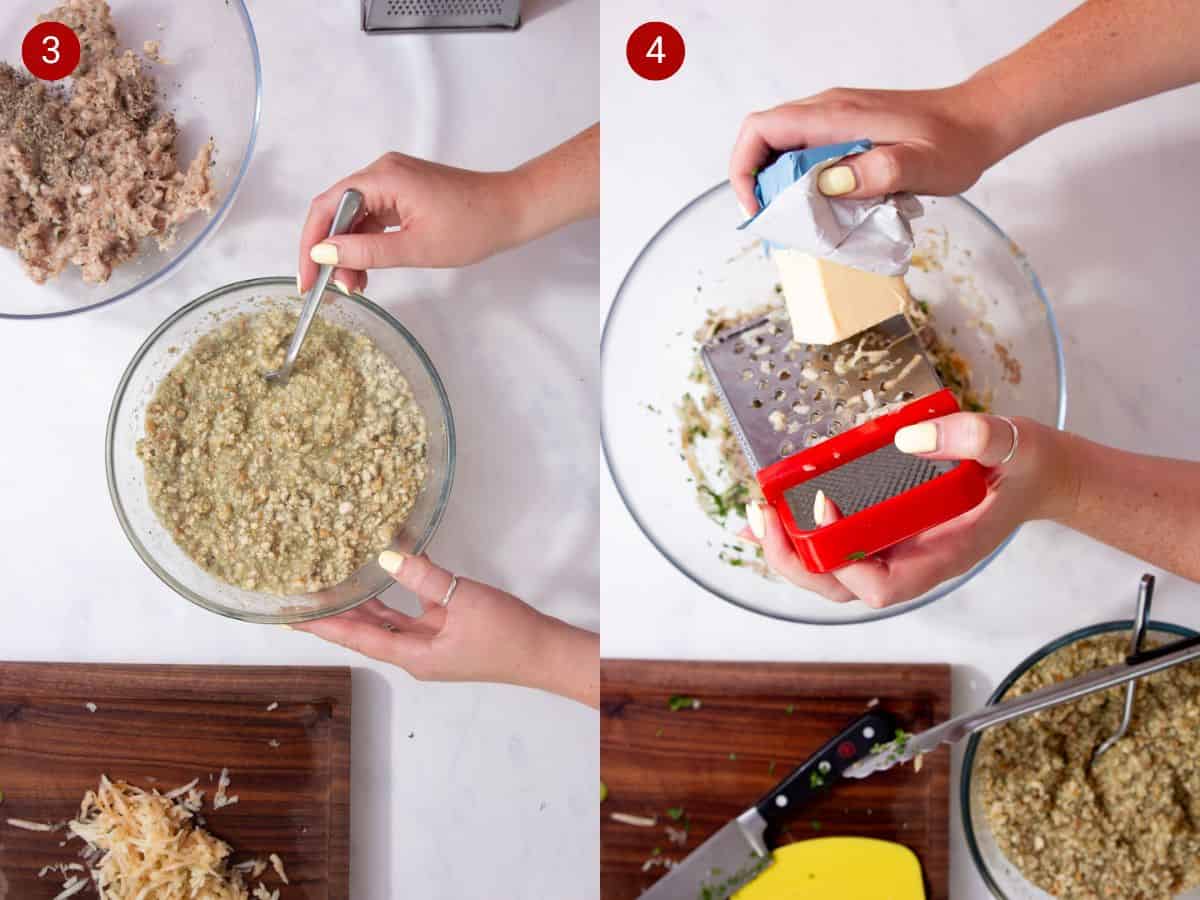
[{"xmin": 638, "ymin": 711, "xmax": 898, "ymax": 900}]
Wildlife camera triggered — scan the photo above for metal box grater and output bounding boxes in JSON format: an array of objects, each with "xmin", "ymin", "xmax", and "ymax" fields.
[
  {"xmin": 701, "ymin": 312, "xmax": 988, "ymax": 572},
  {"xmin": 362, "ymin": 0, "xmax": 521, "ymax": 32}
]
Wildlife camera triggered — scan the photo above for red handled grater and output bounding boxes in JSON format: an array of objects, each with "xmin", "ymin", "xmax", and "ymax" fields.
[{"xmin": 701, "ymin": 311, "xmax": 987, "ymax": 572}]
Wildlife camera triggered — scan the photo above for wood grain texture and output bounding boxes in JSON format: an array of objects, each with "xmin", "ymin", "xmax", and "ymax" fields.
[
  {"xmin": 601, "ymin": 660, "xmax": 951, "ymax": 900},
  {"xmin": 0, "ymin": 663, "xmax": 351, "ymax": 899}
]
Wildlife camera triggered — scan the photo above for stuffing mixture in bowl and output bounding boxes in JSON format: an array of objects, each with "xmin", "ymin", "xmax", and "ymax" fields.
[
  {"xmin": 0, "ymin": 0, "xmax": 215, "ymax": 284},
  {"xmin": 975, "ymin": 633, "xmax": 1200, "ymax": 899},
  {"xmin": 136, "ymin": 309, "xmax": 428, "ymax": 596}
]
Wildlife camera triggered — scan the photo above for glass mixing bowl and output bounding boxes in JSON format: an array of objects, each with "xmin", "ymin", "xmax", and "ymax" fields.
[
  {"xmin": 0, "ymin": 0, "xmax": 261, "ymax": 319},
  {"xmin": 961, "ymin": 620, "xmax": 1200, "ymax": 899},
  {"xmin": 601, "ymin": 184, "xmax": 1067, "ymax": 624},
  {"xmin": 106, "ymin": 277, "xmax": 455, "ymax": 624}
]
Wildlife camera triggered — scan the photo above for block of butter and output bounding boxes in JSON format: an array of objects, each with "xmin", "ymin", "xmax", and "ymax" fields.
[{"xmin": 774, "ymin": 248, "xmax": 910, "ymax": 345}]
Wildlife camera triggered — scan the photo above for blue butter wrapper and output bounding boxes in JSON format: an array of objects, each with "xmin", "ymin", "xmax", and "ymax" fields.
[{"xmin": 753, "ymin": 139, "xmax": 872, "ymax": 211}]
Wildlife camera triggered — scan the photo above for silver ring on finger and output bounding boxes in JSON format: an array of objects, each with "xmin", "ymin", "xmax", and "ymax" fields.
[
  {"xmin": 997, "ymin": 416, "xmax": 1020, "ymax": 466},
  {"xmin": 439, "ymin": 575, "xmax": 459, "ymax": 608}
]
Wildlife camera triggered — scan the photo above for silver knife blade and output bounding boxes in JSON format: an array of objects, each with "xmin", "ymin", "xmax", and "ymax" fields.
[{"xmin": 639, "ymin": 807, "xmax": 771, "ymax": 900}]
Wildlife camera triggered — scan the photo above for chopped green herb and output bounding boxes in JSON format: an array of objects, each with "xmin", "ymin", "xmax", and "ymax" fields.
[
  {"xmin": 668, "ymin": 695, "xmax": 700, "ymax": 711},
  {"xmin": 655, "ymin": 727, "xmax": 664, "ymax": 737},
  {"xmin": 652, "ymin": 846, "xmax": 662, "ymax": 856},
  {"xmin": 600, "ymin": 781, "xmax": 608, "ymax": 803},
  {"xmin": 846, "ymin": 550, "xmax": 868, "ymax": 561},
  {"xmin": 785, "ymin": 704, "xmax": 795, "ymax": 715},
  {"xmin": 768, "ymin": 760, "xmax": 777, "ymax": 776},
  {"xmin": 809, "ymin": 770, "xmax": 825, "ymax": 789},
  {"xmin": 667, "ymin": 806, "xmax": 686, "ymax": 821},
  {"xmin": 810, "ymin": 820, "xmax": 822, "ymax": 831},
  {"xmin": 729, "ymin": 752, "xmax": 738, "ymax": 761}
]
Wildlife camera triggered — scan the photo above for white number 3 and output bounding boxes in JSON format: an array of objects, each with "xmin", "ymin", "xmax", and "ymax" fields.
[
  {"xmin": 42, "ymin": 35, "xmax": 60, "ymax": 65},
  {"xmin": 646, "ymin": 34, "xmax": 665, "ymax": 64}
]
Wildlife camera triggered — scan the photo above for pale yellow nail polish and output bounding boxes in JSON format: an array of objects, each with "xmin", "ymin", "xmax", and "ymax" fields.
[
  {"xmin": 818, "ymin": 165, "xmax": 856, "ymax": 196},
  {"xmin": 740, "ymin": 202, "xmax": 757, "ymax": 220},
  {"xmin": 747, "ymin": 502, "xmax": 765, "ymax": 539},
  {"xmin": 813, "ymin": 489, "xmax": 828, "ymax": 526},
  {"xmin": 310, "ymin": 242, "xmax": 339, "ymax": 266},
  {"xmin": 895, "ymin": 422, "xmax": 939, "ymax": 454},
  {"xmin": 333, "ymin": 279, "xmax": 350, "ymax": 295},
  {"xmin": 378, "ymin": 550, "xmax": 407, "ymax": 575},
  {"xmin": 296, "ymin": 273, "xmax": 303, "ymax": 295}
]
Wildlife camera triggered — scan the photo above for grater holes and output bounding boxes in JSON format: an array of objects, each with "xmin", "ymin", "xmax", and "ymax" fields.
[
  {"xmin": 750, "ymin": 398, "xmax": 763, "ymax": 409},
  {"xmin": 804, "ymin": 430, "xmax": 821, "ymax": 447},
  {"xmin": 778, "ymin": 369, "xmax": 791, "ymax": 381},
  {"xmin": 760, "ymin": 359, "xmax": 776, "ymax": 373},
  {"xmin": 733, "ymin": 341, "xmax": 746, "ymax": 354},
  {"xmin": 741, "ymin": 368, "xmax": 753, "ymax": 381},
  {"xmin": 779, "ymin": 440, "xmax": 796, "ymax": 457},
  {"xmin": 757, "ymin": 379, "xmax": 768, "ymax": 390},
  {"xmin": 385, "ymin": 0, "xmax": 506, "ymax": 14},
  {"xmin": 792, "ymin": 401, "xmax": 811, "ymax": 415},
  {"xmin": 812, "ymin": 388, "xmax": 825, "ymax": 403},
  {"xmin": 773, "ymin": 389, "xmax": 786, "ymax": 402}
]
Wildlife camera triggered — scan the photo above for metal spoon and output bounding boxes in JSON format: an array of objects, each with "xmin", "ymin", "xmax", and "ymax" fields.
[
  {"xmin": 1092, "ymin": 574, "xmax": 1154, "ymax": 764},
  {"xmin": 264, "ymin": 188, "xmax": 364, "ymax": 385}
]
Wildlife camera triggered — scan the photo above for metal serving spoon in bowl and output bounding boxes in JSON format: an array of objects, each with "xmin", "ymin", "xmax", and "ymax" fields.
[{"xmin": 264, "ymin": 188, "xmax": 364, "ymax": 385}]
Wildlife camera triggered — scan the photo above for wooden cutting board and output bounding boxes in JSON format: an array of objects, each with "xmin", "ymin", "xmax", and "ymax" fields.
[
  {"xmin": 601, "ymin": 660, "xmax": 951, "ymax": 900},
  {"xmin": 0, "ymin": 663, "xmax": 350, "ymax": 898}
]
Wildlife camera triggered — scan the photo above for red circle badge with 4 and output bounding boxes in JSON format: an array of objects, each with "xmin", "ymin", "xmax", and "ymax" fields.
[
  {"xmin": 626, "ymin": 22, "xmax": 684, "ymax": 81},
  {"xmin": 22, "ymin": 21, "xmax": 82, "ymax": 82}
]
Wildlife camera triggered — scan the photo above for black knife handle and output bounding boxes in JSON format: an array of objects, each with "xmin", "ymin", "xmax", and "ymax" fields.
[{"xmin": 754, "ymin": 711, "xmax": 899, "ymax": 828}]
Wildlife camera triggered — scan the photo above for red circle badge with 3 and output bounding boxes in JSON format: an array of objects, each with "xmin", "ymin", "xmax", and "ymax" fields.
[
  {"xmin": 626, "ymin": 22, "xmax": 685, "ymax": 81},
  {"xmin": 22, "ymin": 21, "xmax": 82, "ymax": 82}
]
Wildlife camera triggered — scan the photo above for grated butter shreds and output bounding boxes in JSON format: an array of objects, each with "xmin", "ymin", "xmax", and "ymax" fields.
[
  {"xmin": 269, "ymin": 852, "xmax": 289, "ymax": 884},
  {"xmin": 7, "ymin": 818, "xmax": 62, "ymax": 831},
  {"xmin": 51, "ymin": 876, "xmax": 88, "ymax": 899},
  {"xmin": 214, "ymin": 768, "xmax": 239, "ymax": 810},
  {"xmin": 20, "ymin": 775, "xmax": 289, "ymax": 900}
]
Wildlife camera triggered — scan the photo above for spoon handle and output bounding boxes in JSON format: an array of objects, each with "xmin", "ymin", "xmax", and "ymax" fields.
[{"xmin": 279, "ymin": 189, "xmax": 364, "ymax": 377}]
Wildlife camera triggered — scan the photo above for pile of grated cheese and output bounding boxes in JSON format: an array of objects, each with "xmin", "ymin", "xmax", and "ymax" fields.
[{"xmin": 17, "ymin": 774, "xmax": 285, "ymax": 900}]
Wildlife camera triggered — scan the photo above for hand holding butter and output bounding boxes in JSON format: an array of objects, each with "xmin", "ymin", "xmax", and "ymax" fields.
[{"xmin": 738, "ymin": 140, "xmax": 920, "ymax": 346}]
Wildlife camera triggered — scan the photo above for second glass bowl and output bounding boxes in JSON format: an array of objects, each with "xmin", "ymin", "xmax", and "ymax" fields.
[
  {"xmin": 601, "ymin": 185, "xmax": 1067, "ymax": 624},
  {"xmin": 0, "ymin": 0, "xmax": 262, "ymax": 319},
  {"xmin": 961, "ymin": 619, "xmax": 1200, "ymax": 899},
  {"xmin": 106, "ymin": 277, "xmax": 455, "ymax": 624}
]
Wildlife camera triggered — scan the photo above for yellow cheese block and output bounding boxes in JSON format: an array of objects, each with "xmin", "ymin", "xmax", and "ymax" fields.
[
  {"xmin": 733, "ymin": 837, "xmax": 925, "ymax": 900},
  {"xmin": 774, "ymin": 249, "xmax": 910, "ymax": 345}
]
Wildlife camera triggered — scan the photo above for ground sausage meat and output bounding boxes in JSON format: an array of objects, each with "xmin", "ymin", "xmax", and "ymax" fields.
[
  {"xmin": 136, "ymin": 309, "xmax": 429, "ymax": 596},
  {"xmin": 0, "ymin": 0, "xmax": 215, "ymax": 284},
  {"xmin": 976, "ymin": 633, "xmax": 1200, "ymax": 899}
]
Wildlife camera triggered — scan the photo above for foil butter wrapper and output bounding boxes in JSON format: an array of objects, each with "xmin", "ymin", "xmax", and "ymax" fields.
[{"xmin": 738, "ymin": 139, "xmax": 923, "ymax": 276}]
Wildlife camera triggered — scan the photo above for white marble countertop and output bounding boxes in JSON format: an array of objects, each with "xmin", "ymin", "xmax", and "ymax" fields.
[
  {"xmin": 600, "ymin": 2, "xmax": 1200, "ymax": 897},
  {"xmin": 0, "ymin": 1, "xmax": 598, "ymax": 898}
]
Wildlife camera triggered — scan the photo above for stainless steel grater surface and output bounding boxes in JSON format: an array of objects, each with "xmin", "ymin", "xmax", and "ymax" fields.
[
  {"xmin": 701, "ymin": 312, "xmax": 956, "ymax": 528},
  {"xmin": 362, "ymin": 0, "xmax": 520, "ymax": 32}
]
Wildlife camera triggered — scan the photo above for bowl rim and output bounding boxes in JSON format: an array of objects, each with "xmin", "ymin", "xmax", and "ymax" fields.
[
  {"xmin": 0, "ymin": 0, "xmax": 264, "ymax": 321},
  {"xmin": 959, "ymin": 617, "xmax": 1200, "ymax": 899},
  {"xmin": 104, "ymin": 275, "xmax": 456, "ymax": 624},
  {"xmin": 600, "ymin": 180, "xmax": 1069, "ymax": 626}
]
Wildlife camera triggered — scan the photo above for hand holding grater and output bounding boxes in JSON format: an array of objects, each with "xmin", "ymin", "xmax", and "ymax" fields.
[{"xmin": 701, "ymin": 311, "xmax": 987, "ymax": 573}]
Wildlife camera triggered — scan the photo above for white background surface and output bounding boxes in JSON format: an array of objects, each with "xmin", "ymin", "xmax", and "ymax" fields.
[
  {"xmin": 600, "ymin": 2, "xmax": 1200, "ymax": 898},
  {"xmin": 0, "ymin": 1, "xmax": 599, "ymax": 898}
]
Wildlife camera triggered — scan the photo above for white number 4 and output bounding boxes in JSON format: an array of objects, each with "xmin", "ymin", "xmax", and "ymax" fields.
[
  {"xmin": 646, "ymin": 34, "xmax": 665, "ymax": 64},
  {"xmin": 42, "ymin": 35, "xmax": 60, "ymax": 65}
]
